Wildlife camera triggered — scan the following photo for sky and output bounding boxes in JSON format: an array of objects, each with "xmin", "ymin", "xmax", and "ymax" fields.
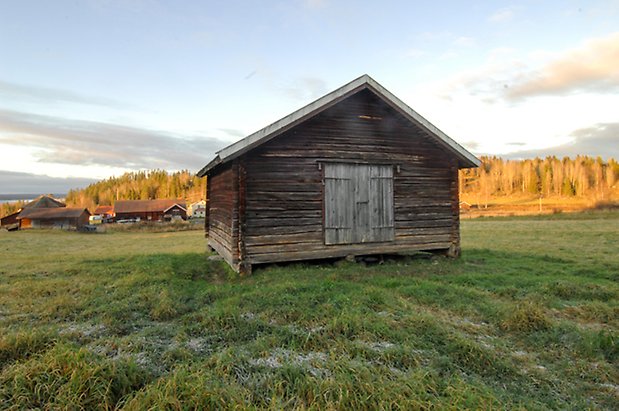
[{"xmin": 1, "ymin": 0, "xmax": 618, "ymax": 194}]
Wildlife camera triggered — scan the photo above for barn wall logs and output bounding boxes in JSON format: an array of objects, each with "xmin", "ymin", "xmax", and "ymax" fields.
[
  {"xmin": 207, "ymin": 163, "xmax": 239, "ymax": 267},
  {"xmin": 241, "ymin": 89, "xmax": 460, "ymax": 265}
]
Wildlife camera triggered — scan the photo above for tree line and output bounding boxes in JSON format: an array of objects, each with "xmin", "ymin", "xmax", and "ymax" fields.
[
  {"xmin": 0, "ymin": 170, "xmax": 206, "ymax": 218},
  {"xmin": 460, "ymin": 156, "xmax": 619, "ymax": 204},
  {"xmin": 64, "ymin": 170, "xmax": 207, "ymax": 211},
  {"xmin": 2, "ymin": 156, "xmax": 618, "ymax": 219},
  {"xmin": 0, "ymin": 200, "xmax": 27, "ymax": 219}
]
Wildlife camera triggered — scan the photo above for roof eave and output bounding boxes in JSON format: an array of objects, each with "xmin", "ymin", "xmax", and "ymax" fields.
[
  {"xmin": 197, "ymin": 155, "xmax": 222, "ymax": 177},
  {"xmin": 362, "ymin": 79, "xmax": 481, "ymax": 169},
  {"xmin": 163, "ymin": 204, "xmax": 187, "ymax": 213},
  {"xmin": 196, "ymin": 74, "xmax": 481, "ymax": 174},
  {"xmin": 197, "ymin": 75, "xmax": 373, "ymax": 176}
]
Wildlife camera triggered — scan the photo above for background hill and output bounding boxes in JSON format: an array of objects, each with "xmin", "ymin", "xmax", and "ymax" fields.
[
  {"xmin": 2, "ymin": 156, "xmax": 618, "ymax": 219},
  {"xmin": 64, "ymin": 170, "xmax": 206, "ymax": 211}
]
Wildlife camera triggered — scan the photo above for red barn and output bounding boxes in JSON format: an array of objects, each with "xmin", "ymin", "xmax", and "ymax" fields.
[{"xmin": 114, "ymin": 199, "xmax": 187, "ymax": 222}]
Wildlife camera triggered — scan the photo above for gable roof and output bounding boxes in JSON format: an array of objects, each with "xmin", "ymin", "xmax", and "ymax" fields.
[
  {"xmin": 114, "ymin": 199, "xmax": 186, "ymax": 214},
  {"xmin": 94, "ymin": 205, "xmax": 114, "ymax": 215},
  {"xmin": 197, "ymin": 74, "xmax": 480, "ymax": 177},
  {"xmin": 18, "ymin": 207, "xmax": 89, "ymax": 220},
  {"xmin": 163, "ymin": 203, "xmax": 187, "ymax": 213},
  {"xmin": 22, "ymin": 195, "xmax": 66, "ymax": 209}
]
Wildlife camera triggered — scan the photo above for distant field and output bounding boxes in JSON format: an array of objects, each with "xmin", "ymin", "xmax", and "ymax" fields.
[
  {"xmin": 460, "ymin": 194, "xmax": 618, "ymax": 218},
  {"xmin": 0, "ymin": 212, "xmax": 618, "ymax": 409}
]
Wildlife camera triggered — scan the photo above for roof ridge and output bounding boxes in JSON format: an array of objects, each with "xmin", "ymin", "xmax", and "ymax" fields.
[{"xmin": 197, "ymin": 75, "xmax": 479, "ymax": 177}]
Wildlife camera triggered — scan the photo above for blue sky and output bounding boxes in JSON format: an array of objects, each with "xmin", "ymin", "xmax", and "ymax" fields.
[{"xmin": 1, "ymin": 0, "xmax": 618, "ymax": 193}]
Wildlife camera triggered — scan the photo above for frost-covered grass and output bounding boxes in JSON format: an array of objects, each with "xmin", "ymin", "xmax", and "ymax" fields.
[{"xmin": 0, "ymin": 212, "xmax": 617, "ymax": 409}]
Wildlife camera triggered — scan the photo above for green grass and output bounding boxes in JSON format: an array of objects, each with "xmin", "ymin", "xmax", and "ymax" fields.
[{"xmin": 1, "ymin": 212, "xmax": 618, "ymax": 409}]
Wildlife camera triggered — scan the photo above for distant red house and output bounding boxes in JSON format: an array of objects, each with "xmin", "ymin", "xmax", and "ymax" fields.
[
  {"xmin": 114, "ymin": 199, "xmax": 187, "ymax": 222},
  {"xmin": 18, "ymin": 208, "xmax": 91, "ymax": 230},
  {"xmin": 94, "ymin": 205, "xmax": 115, "ymax": 219}
]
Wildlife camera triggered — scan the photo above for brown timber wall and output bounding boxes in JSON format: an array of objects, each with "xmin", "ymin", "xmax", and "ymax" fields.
[
  {"xmin": 242, "ymin": 89, "xmax": 459, "ymax": 265},
  {"xmin": 77, "ymin": 213, "xmax": 89, "ymax": 228},
  {"xmin": 207, "ymin": 163, "xmax": 239, "ymax": 267},
  {"xmin": 115, "ymin": 211, "xmax": 165, "ymax": 221}
]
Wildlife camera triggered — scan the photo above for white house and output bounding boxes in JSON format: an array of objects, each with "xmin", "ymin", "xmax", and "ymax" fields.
[{"xmin": 188, "ymin": 200, "xmax": 206, "ymax": 218}]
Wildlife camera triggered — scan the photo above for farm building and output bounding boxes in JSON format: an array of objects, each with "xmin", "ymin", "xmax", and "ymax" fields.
[
  {"xmin": 0, "ymin": 211, "xmax": 20, "ymax": 229},
  {"xmin": 197, "ymin": 75, "xmax": 480, "ymax": 273},
  {"xmin": 1, "ymin": 195, "xmax": 68, "ymax": 230},
  {"xmin": 93, "ymin": 205, "xmax": 115, "ymax": 220},
  {"xmin": 22, "ymin": 195, "xmax": 66, "ymax": 209},
  {"xmin": 17, "ymin": 207, "xmax": 90, "ymax": 230},
  {"xmin": 114, "ymin": 199, "xmax": 187, "ymax": 222},
  {"xmin": 188, "ymin": 200, "xmax": 207, "ymax": 218}
]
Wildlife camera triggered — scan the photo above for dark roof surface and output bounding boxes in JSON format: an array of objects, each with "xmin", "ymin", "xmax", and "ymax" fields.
[
  {"xmin": 1, "ymin": 211, "xmax": 21, "ymax": 224},
  {"xmin": 94, "ymin": 205, "xmax": 114, "ymax": 215},
  {"xmin": 22, "ymin": 195, "xmax": 66, "ymax": 209},
  {"xmin": 163, "ymin": 203, "xmax": 187, "ymax": 212},
  {"xmin": 197, "ymin": 74, "xmax": 480, "ymax": 177},
  {"xmin": 114, "ymin": 199, "xmax": 186, "ymax": 214},
  {"xmin": 18, "ymin": 207, "xmax": 89, "ymax": 219}
]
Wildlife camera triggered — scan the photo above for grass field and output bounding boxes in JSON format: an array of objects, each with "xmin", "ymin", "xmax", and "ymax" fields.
[{"xmin": 1, "ymin": 212, "xmax": 618, "ymax": 409}]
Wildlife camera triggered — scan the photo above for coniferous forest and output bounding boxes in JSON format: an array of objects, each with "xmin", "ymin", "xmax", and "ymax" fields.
[
  {"xmin": 1, "ymin": 156, "xmax": 618, "ymax": 218},
  {"xmin": 64, "ymin": 170, "xmax": 206, "ymax": 211}
]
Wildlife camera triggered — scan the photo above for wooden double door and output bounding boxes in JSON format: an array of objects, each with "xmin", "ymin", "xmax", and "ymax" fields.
[{"xmin": 323, "ymin": 163, "xmax": 394, "ymax": 245}]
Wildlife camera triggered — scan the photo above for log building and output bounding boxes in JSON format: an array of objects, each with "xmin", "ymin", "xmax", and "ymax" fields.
[
  {"xmin": 17, "ymin": 207, "xmax": 90, "ymax": 230},
  {"xmin": 114, "ymin": 199, "xmax": 187, "ymax": 222},
  {"xmin": 197, "ymin": 75, "xmax": 480, "ymax": 273}
]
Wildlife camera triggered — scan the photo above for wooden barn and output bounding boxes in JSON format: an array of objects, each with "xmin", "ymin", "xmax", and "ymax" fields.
[
  {"xmin": 17, "ymin": 207, "xmax": 90, "ymax": 230},
  {"xmin": 1, "ymin": 195, "xmax": 68, "ymax": 230},
  {"xmin": 0, "ymin": 211, "xmax": 20, "ymax": 229},
  {"xmin": 22, "ymin": 195, "xmax": 66, "ymax": 209},
  {"xmin": 114, "ymin": 199, "xmax": 187, "ymax": 222},
  {"xmin": 197, "ymin": 75, "xmax": 480, "ymax": 273}
]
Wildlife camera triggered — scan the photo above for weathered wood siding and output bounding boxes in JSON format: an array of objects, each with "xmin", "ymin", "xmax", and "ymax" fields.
[
  {"xmin": 24, "ymin": 214, "xmax": 89, "ymax": 230},
  {"xmin": 207, "ymin": 163, "xmax": 239, "ymax": 267},
  {"xmin": 241, "ymin": 89, "xmax": 460, "ymax": 265},
  {"xmin": 115, "ymin": 211, "xmax": 165, "ymax": 221},
  {"xmin": 324, "ymin": 163, "xmax": 394, "ymax": 245}
]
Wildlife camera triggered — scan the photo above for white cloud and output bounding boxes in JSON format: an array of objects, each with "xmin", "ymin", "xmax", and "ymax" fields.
[
  {"xmin": 503, "ymin": 123, "xmax": 619, "ymax": 160},
  {"xmin": 0, "ymin": 170, "xmax": 96, "ymax": 195},
  {"xmin": 488, "ymin": 7, "xmax": 515, "ymax": 22},
  {"xmin": 304, "ymin": 0, "xmax": 326, "ymax": 9},
  {"xmin": 506, "ymin": 32, "xmax": 619, "ymax": 99},
  {"xmin": 439, "ymin": 51, "xmax": 460, "ymax": 61},
  {"xmin": 0, "ymin": 80, "xmax": 134, "ymax": 109},
  {"xmin": 453, "ymin": 36, "xmax": 475, "ymax": 47},
  {"xmin": 0, "ymin": 109, "xmax": 228, "ymax": 171},
  {"xmin": 403, "ymin": 48, "xmax": 425, "ymax": 58},
  {"xmin": 433, "ymin": 32, "xmax": 619, "ymax": 102},
  {"xmin": 407, "ymin": 42, "xmax": 619, "ymax": 158},
  {"xmin": 279, "ymin": 76, "xmax": 328, "ymax": 101}
]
